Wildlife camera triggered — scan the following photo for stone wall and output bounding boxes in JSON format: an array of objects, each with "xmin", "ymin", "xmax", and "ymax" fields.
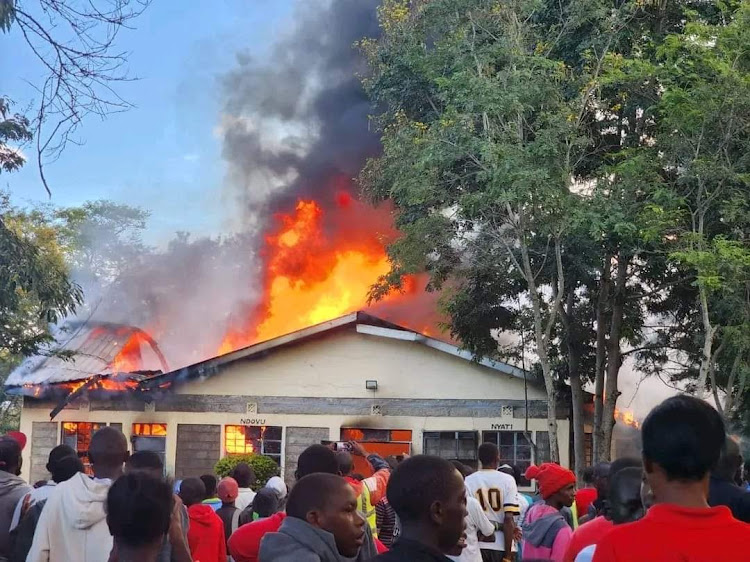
[
  {"xmin": 174, "ymin": 424, "xmax": 221, "ymax": 480},
  {"xmin": 30, "ymin": 422, "xmax": 57, "ymax": 484},
  {"xmin": 283, "ymin": 426, "xmax": 329, "ymax": 487}
]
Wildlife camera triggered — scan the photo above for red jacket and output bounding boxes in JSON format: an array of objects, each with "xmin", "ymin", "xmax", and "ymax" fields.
[
  {"xmin": 228, "ymin": 512, "xmax": 286, "ymax": 562},
  {"xmin": 186, "ymin": 503, "xmax": 227, "ymax": 562},
  {"xmin": 592, "ymin": 503, "xmax": 750, "ymax": 561}
]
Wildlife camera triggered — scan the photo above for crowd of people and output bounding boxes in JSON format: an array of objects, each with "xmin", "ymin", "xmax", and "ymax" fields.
[{"xmin": 0, "ymin": 394, "xmax": 747, "ymax": 561}]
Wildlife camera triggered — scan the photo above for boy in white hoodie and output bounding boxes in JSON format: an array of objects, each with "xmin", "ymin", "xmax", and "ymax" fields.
[{"xmin": 27, "ymin": 426, "xmax": 129, "ymax": 562}]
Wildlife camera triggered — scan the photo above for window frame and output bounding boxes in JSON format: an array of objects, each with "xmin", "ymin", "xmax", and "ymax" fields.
[{"xmin": 224, "ymin": 425, "xmax": 282, "ymax": 465}]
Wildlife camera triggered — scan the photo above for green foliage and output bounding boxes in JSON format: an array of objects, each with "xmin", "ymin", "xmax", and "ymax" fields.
[
  {"xmin": 214, "ymin": 454, "xmax": 280, "ymax": 488},
  {"xmin": 0, "ymin": 98, "xmax": 31, "ymax": 174}
]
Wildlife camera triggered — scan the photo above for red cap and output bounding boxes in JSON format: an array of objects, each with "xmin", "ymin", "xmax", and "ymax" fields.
[
  {"xmin": 7, "ymin": 431, "xmax": 27, "ymax": 451},
  {"xmin": 217, "ymin": 477, "xmax": 239, "ymax": 503},
  {"xmin": 525, "ymin": 463, "xmax": 576, "ymax": 499}
]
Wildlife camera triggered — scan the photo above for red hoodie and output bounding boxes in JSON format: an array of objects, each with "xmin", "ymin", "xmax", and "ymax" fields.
[
  {"xmin": 186, "ymin": 503, "xmax": 227, "ymax": 562},
  {"xmin": 228, "ymin": 511, "xmax": 286, "ymax": 562}
]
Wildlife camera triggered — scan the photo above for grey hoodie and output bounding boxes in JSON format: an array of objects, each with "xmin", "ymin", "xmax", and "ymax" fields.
[
  {"xmin": 258, "ymin": 516, "xmax": 376, "ymax": 562},
  {"xmin": 0, "ymin": 471, "xmax": 31, "ymax": 561}
]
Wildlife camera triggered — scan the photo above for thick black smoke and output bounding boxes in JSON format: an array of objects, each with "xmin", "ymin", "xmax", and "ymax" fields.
[{"xmin": 220, "ymin": 0, "xmax": 382, "ymax": 218}]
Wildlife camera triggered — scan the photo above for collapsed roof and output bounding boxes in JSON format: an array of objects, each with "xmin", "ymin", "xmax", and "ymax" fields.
[{"xmin": 5, "ymin": 321, "xmax": 169, "ymax": 387}]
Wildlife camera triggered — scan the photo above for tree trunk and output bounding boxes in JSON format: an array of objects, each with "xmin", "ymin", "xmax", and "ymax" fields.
[
  {"xmin": 695, "ymin": 283, "xmax": 716, "ymax": 397},
  {"xmin": 562, "ymin": 290, "xmax": 586, "ymax": 478},
  {"xmin": 592, "ymin": 255, "xmax": 611, "ymax": 462},
  {"xmin": 601, "ymin": 254, "xmax": 629, "ymax": 461},
  {"xmin": 518, "ymin": 231, "xmax": 563, "ymax": 463}
]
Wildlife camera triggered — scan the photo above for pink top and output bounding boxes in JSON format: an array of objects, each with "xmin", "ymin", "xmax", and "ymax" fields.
[{"xmin": 522, "ymin": 503, "xmax": 574, "ymax": 562}]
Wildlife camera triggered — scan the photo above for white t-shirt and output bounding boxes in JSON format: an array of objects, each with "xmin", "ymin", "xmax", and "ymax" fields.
[
  {"xmin": 465, "ymin": 469, "xmax": 520, "ymax": 552},
  {"xmin": 448, "ymin": 495, "xmax": 496, "ymax": 562}
]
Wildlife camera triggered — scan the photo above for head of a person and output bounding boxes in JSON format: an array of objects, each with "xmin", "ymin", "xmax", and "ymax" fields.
[
  {"xmin": 230, "ymin": 462, "xmax": 256, "ymax": 489},
  {"xmin": 582, "ymin": 466, "xmax": 595, "ymax": 487},
  {"xmin": 125, "ymin": 450, "xmax": 164, "ymax": 479},
  {"xmin": 498, "ymin": 464, "xmax": 522, "ymax": 484},
  {"xmin": 179, "ymin": 477, "xmax": 207, "ymax": 507},
  {"xmin": 0, "ymin": 436, "xmax": 22, "ymax": 476},
  {"xmin": 606, "ymin": 467, "xmax": 645, "ymax": 525},
  {"xmin": 266, "ymin": 475, "xmax": 288, "ymax": 503},
  {"xmin": 253, "ymin": 487, "xmax": 280, "ymax": 518},
  {"xmin": 385, "ymin": 454, "xmax": 408, "ymax": 471},
  {"xmin": 295, "ymin": 444, "xmax": 339, "ymax": 480},
  {"xmin": 450, "ymin": 460, "xmax": 472, "ymax": 479},
  {"xmin": 477, "ymin": 442, "xmax": 500, "ymax": 470},
  {"xmin": 714, "ymin": 436, "xmax": 743, "ymax": 482},
  {"xmin": 88, "ymin": 427, "xmax": 129, "ymax": 479},
  {"xmin": 642, "ymin": 395, "xmax": 725, "ymax": 500},
  {"xmin": 387, "ymin": 455, "xmax": 467, "ymax": 551},
  {"xmin": 107, "ymin": 471, "xmax": 173, "ymax": 557},
  {"xmin": 45, "ymin": 444, "xmax": 81, "ymax": 483},
  {"xmin": 592, "ymin": 461, "xmax": 611, "ymax": 499},
  {"xmin": 200, "ymin": 474, "xmax": 218, "ymax": 499},
  {"xmin": 335, "ymin": 451, "xmax": 354, "ymax": 477},
  {"xmin": 286, "ymin": 473, "xmax": 365, "ymax": 557},
  {"xmin": 525, "ymin": 463, "xmax": 576, "ymax": 509},
  {"xmin": 217, "ymin": 476, "xmax": 239, "ymax": 506},
  {"xmin": 47, "ymin": 446, "xmax": 84, "ymax": 483}
]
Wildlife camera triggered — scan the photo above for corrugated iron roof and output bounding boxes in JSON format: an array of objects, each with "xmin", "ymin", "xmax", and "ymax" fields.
[{"xmin": 5, "ymin": 322, "xmax": 157, "ymax": 386}]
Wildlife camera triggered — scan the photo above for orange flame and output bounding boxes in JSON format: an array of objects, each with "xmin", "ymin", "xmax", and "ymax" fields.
[
  {"xmin": 615, "ymin": 408, "xmax": 640, "ymax": 429},
  {"xmin": 225, "ymin": 425, "xmax": 255, "ymax": 454},
  {"xmin": 217, "ymin": 195, "xmax": 428, "ymax": 354}
]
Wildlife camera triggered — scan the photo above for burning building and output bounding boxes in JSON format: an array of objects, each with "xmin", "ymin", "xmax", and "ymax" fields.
[{"xmin": 8, "ymin": 312, "xmax": 573, "ymax": 489}]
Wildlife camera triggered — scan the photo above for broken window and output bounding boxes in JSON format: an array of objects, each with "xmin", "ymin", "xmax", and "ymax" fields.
[{"xmin": 224, "ymin": 425, "xmax": 282, "ymax": 464}]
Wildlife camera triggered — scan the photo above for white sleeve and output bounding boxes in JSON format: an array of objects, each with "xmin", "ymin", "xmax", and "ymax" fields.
[
  {"xmin": 469, "ymin": 497, "xmax": 495, "ymax": 537},
  {"xmin": 9, "ymin": 492, "xmax": 28, "ymax": 531},
  {"xmin": 25, "ymin": 497, "xmax": 52, "ymax": 562}
]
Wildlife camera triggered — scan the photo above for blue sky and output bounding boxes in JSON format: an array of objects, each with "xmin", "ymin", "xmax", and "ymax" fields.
[{"xmin": 2, "ymin": 0, "xmax": 296, "ymax": 244}]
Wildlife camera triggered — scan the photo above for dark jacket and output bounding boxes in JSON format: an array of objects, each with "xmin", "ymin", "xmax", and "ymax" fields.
[
  {"xmin": 0, "ymin": 472, "xmax": 31, "ymax": 561},
  {"xmin": 373, "ymin": 538, "xmax": 452, "ymax": 562},
  {"xmin": 259, "ymin": 516, "xmax": 377, "ymax": 562},
  {"xmin": 709, "ymin": 475, "xmax": 750, "ymax": 523},
  {"xmin": 9, "ymin": 498, "xmax": 44, "ymax": 562}
]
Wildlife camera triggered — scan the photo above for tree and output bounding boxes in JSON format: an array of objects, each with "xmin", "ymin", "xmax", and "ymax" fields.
[{"xmin": 1, "ymin": 0, "xmax": 150, "ymax": 194}]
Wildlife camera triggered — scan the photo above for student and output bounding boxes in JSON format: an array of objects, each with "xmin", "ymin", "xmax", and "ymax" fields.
[
  {"xmin": 573, "ymin": 467, "xmax": 596, "ymax": 520},
  {"xmin": 708, "ymin": 436, "xmax": 750, "ymax": 522},
  {"xmin": 201, "ymin": 474, "xmax": 222, "ymax": 511},
  {"xmin": 238, "ymin": 486, "xmax": 278, "ymax": 526},
  {"xmin": 106, "ymin": 471, "xmax": 173, "ymax": 562},
  {"xmin": 449, "ymin": 461, "xmax": 495, "ymax": 562},
  {"xmin": 180, "ymin": 477, "xmax": 227, "ymax": 562},
  {"xmin": 593, "ymin": 395, "xmax": 750, "ymax": 561},
  {"xmin": 9, "ymin": 452, "xmax": 82, "ymax": 562},
  {"xmin": 577, "ymin": 463, "xmax": 610, "ymax": 525},
  {"xmin": 0, "ymin": 437, "xmax": 32, "ymax": 561},
  {"xmin": 229, "ymin": 445, "xmax": 379, "ymax": 562},
  {"xmin": 574, "ymin": 468, "xmax": 644, "ymax": 562},
  {"xmin": 216, "ymin": 477, "xmax": 240, "ymax": 547},
  {"xmin": 230, "ymin": 463, "xmax": 256, "ymax": 511},
  {"xmin": 258, "ymin": 473, "xmax": 366, "ymax": 562},
  {"xmin": 464, "ymin": 443, "xmax": 519, "ymax": 562},
  {"xmin": 562, "ymin": 458, "xmax": 640, "ymax": 562},
  {"xmin": 27, "ymin": 426, "xmax": 129, "ymax": 562},
  {"xmin": 373, "ymin": 455, "xmax": 467, "ymax": 562},
  {"xmin": 122, "ymin": 451, "xmax": 191, "ymax": 562},
  {"xmin": 9, "ymin": 444, "xmax": 78, "ymax": 531},
  {"xmin": 522, "ymin": 463, "xmax": 577, "ymax": 562},
  {"xmin": 335, "ymin": 445, "xmax": 390, "ymax": 538}
]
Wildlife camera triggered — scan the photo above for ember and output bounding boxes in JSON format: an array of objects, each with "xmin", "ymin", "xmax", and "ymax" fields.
[{"xmin": 615, "ymin": 408, "xmax": 641, "ymax": 429}]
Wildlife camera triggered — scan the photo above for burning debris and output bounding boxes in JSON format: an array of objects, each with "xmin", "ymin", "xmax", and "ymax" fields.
[{"xmin": 7, "ymin": 322, "xmax": 171, "ymax": 416}]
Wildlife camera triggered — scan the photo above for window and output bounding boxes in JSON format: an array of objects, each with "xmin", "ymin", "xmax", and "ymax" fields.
[
  {"xmin": 482, "ymin": 431, "xmax": 533, "ymax": 486},
  {"xmin": 225, "ymin": 425, "xmax": 282, "ymax": 465},
  {"xmin": 61, "ymin": 422, "xmax": 104, "ymax": 473},
  {"xmin": 536, "ymin": 431, "xmax": 551, "ymax": 463},
  {"xmin": 341, "ymin": 428, "xmax": 412, "ymax": 477},
  {"xmin": 423, "ymin": 431, "xmax": 478, "ymax": 466},
  {"xmin": 132, "ymin": 423, "xmax": 167, "ymax": 469}
]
